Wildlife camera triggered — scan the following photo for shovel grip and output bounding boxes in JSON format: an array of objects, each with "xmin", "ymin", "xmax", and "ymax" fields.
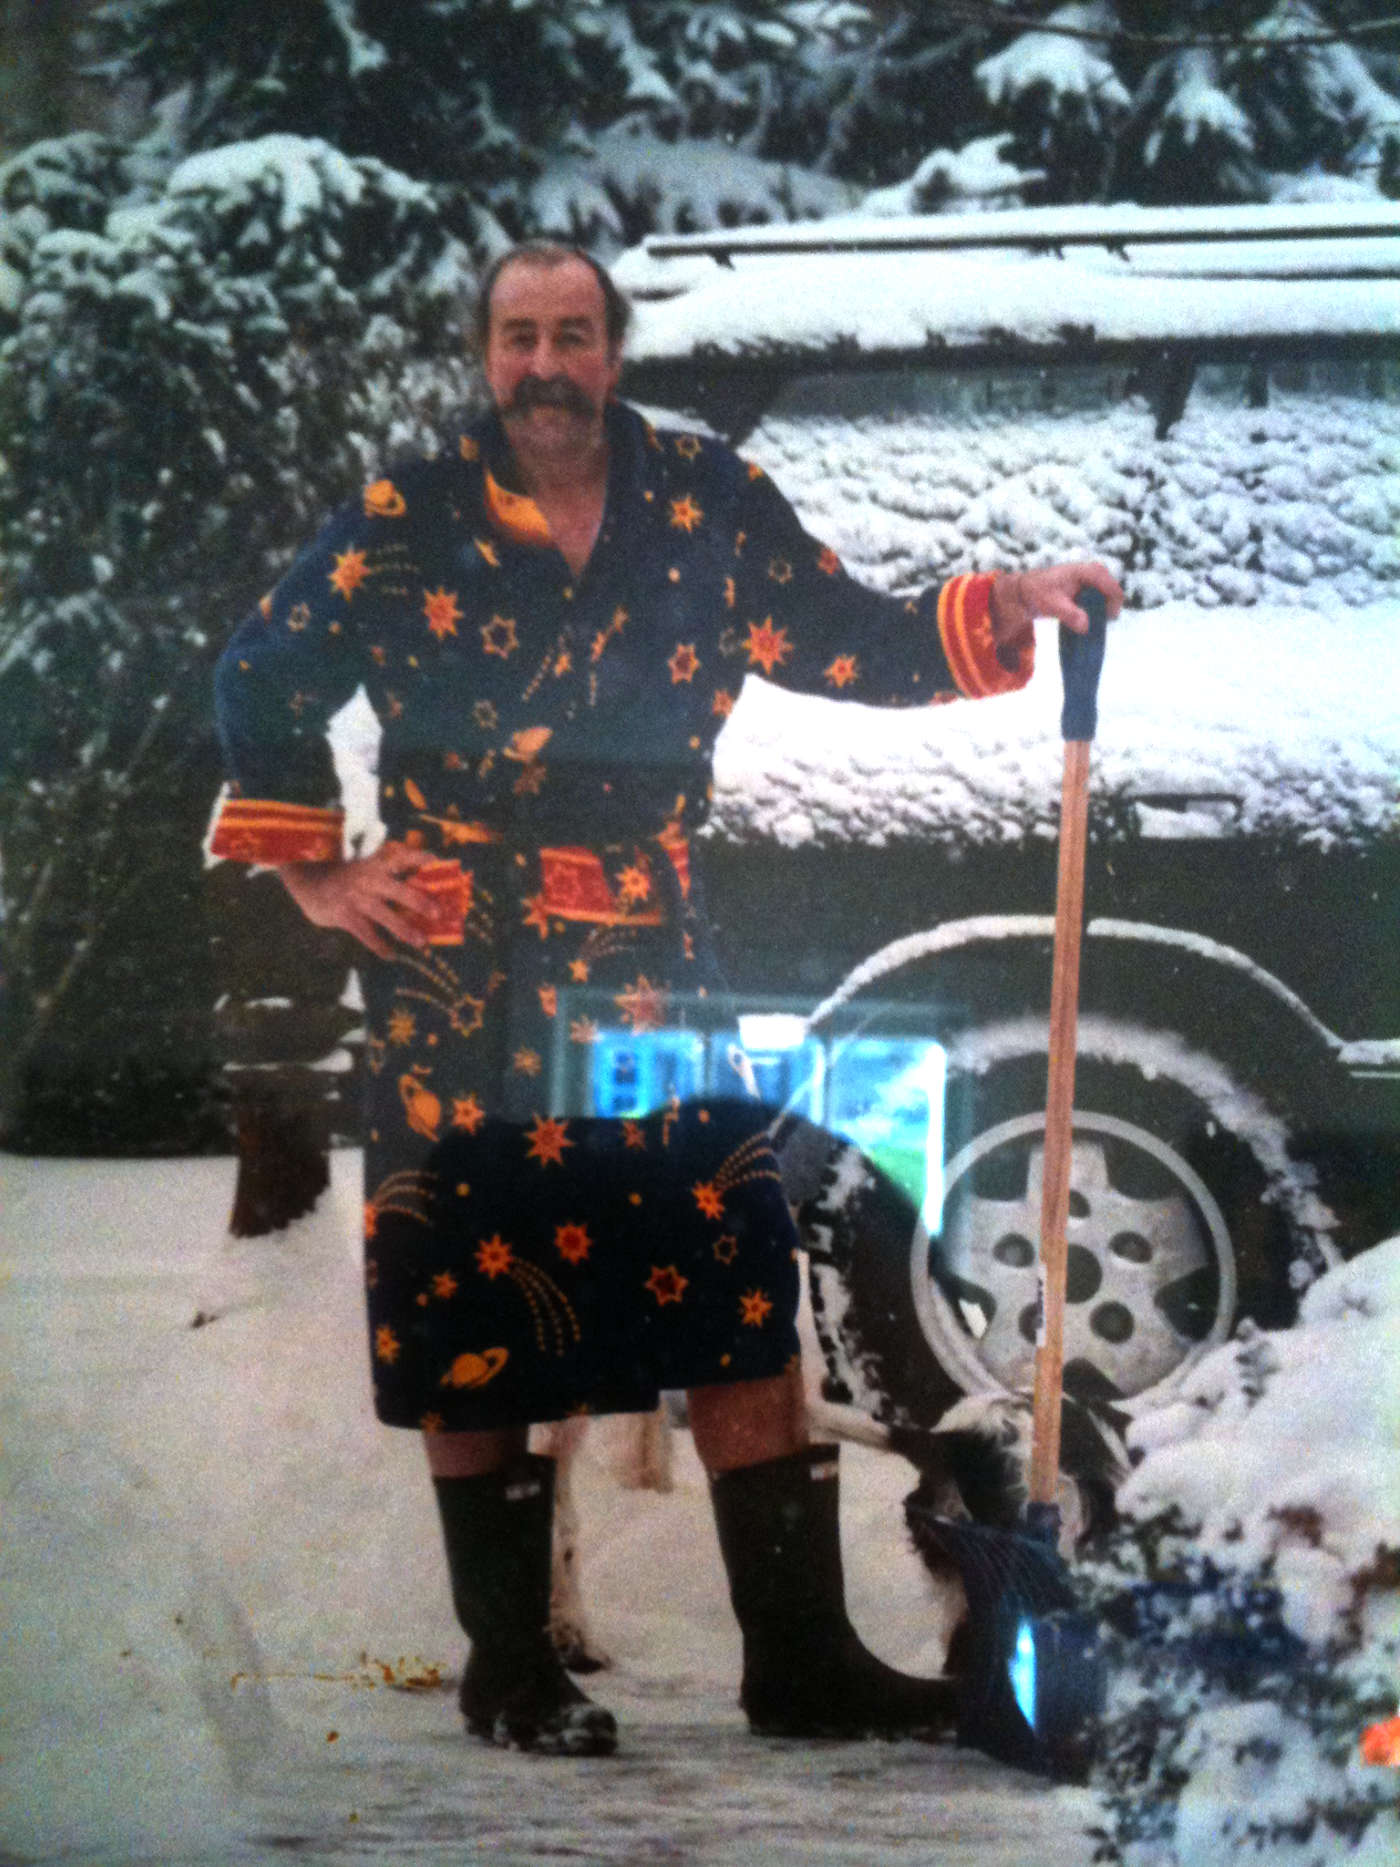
[{"xmin": 1058, "ymin": 586, "xmax": 1108, "ymax": 743}]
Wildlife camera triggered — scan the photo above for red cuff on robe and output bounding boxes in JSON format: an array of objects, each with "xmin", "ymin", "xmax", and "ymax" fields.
[
  {"xmin": 209, "ymin": 797, "xmax": 345, "ymax": 864},
  {"xmin": 937, "ymin": 573, "xmax": 1035, "ymax": 698}
]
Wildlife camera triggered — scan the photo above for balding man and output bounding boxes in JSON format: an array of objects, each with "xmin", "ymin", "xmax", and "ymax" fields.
[{"xmin": 213, "ymin": 241, "xmax": 1121, "ymax": 1757}]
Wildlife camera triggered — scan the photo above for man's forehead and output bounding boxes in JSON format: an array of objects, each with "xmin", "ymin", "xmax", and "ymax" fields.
[{"xmin": 489, "ymin": 257, "xmax": 608, "ymax": 328}]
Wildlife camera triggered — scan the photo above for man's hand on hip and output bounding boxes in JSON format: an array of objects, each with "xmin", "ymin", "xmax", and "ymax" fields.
[
  {"xmin": 989, "ymin": 561, "xmax": 1124, "ymax": 653},
  {"xmin": 277, "ymin": 840, "xmax": 437, "ymax": 959}
]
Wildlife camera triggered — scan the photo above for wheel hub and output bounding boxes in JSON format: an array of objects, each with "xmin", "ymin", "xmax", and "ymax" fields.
[{"xmin": 917, "ymin": 1111, "xmax": 1237, "ymax": 1407}]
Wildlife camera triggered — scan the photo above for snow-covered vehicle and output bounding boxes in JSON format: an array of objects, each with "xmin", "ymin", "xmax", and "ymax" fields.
[{"xmin": 604, "ymin": 207, "xmax": 1400, "ymax": 1432}]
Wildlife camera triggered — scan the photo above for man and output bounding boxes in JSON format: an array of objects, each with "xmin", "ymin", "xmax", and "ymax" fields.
[{"xmin": 212, "ymin": 242, "xmax": 1122, "ymax": 1758}]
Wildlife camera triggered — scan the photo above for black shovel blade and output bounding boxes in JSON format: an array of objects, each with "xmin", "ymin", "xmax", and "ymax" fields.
[{"xmin": 906, "ymin": 1505, "xmax": 1104, "ymax": 1781}]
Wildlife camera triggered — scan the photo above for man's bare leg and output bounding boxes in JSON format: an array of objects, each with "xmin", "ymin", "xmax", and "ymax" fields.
[
  {"xmin": 687, "ymin": 1364, "xmax": 807, "ymax": 1475},
  {"xmin": 425, "ymin": 1425, "xmax": 529, "ymax": 1478}
]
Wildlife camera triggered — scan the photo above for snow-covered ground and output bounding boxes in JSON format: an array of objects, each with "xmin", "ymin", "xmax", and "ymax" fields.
[
  {"xmin": 5, "ymin": 1152, "xmax": 1398, "ymax": 1865},
  {"xmin": 0, "ymin": 1151, "xmax": 1098, "ymax": 1867}
]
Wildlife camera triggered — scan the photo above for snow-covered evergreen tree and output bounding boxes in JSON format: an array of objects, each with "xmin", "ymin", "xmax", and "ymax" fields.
[
  {"xmin": 0, "ymin": 136, "xmax": 474, "ymax": 1148},
  {"xmin": 763, "ymin": 1, "xmax": 1400, "ymax": 207},
  {"xmin": 89, "ymin": 0, "xmax": 644, "ymax": 237}
]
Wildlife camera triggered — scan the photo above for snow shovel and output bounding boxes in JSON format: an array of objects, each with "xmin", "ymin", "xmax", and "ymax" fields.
[{"xmin": 907, "ymin": 584, "xmax": 1110, "ymax": 1782}]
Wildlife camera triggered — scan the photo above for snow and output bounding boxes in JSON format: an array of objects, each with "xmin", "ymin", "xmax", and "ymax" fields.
[
  {"xmin": 1099, "ymin": 1236, "xmax": 1400, "ymax": 1863},
  {"xmin": 706, "ymin": 601, "xmax": 1400, "ymax": 853},
  {"xmin": 166, "ymin": 138, "xmax": 428, "ymax": 232},
  {"xmin": 0, "ymin": 1152, "xmax": 1098, "ymax": 1866},
  {"xmin": 976, "ymin": 7, "xmax": 1131, "ymax": 118},
  {"xmin": 625, "ymin": 248, "xmax": 1400, "ymax": 362}
]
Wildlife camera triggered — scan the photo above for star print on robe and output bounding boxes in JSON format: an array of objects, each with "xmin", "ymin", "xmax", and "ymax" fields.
[{"xmin": 212, "ymin": 397, "xmax": 1032, "ymax": 1433}]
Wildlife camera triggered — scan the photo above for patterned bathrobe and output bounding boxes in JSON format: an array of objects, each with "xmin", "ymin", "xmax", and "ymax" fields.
[{"xmin": 212, "ymin": 399, "xmax": 1032, "ymax": 1431}]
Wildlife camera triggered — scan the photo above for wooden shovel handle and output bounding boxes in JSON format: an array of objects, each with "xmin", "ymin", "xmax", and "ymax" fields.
[
  {"xmin": 1029, "ymin": 586, "xmax": 1108, "ymax": 1509},
  {"xmin": 1029, "ymin": 735, "xmax": 1091, "ymax": 1507}
]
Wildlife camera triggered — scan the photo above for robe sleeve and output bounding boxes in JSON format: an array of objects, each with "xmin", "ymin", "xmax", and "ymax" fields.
[
  {"xmin": 727, "ymin": 459, "xmax": 1033, "ymax": 707},
  {"xmin": 210, "ymin": 502, "xmax": 374, "ymax": 863}
]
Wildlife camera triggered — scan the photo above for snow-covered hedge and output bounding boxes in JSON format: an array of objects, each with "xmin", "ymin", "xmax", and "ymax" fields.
[{"xmin": 1084, "ymin": 1237, "xmax": 1400, "ymax": 1866}]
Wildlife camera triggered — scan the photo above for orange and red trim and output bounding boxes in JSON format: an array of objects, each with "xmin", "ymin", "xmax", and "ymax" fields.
[
  {"xmin": 937, "ymin": 573, "xmax": 1034, "ymax": 699},
  {"xmin": 210, "ymin": 797, "xmax": 344, "ymax": 864},
  {"xmin": 537, "ymin": 831, "xmax": 691, "ymax": 927}
]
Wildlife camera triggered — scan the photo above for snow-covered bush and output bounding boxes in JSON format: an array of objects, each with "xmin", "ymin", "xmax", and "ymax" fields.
[
  {"xmin": 0, "ymin": 132, "xmax": 139, "ymax": 324},
  {"xmin": 1082, "ymin": 1237, "xmax": 1400, "ymax": 1866},
  {"xmin": 0, "ymin": 135, "xmax": 474, "ymax": 1149},
  {"xmin": 530, "ymin": 119, "xmax": 857, "ymax": 255}
]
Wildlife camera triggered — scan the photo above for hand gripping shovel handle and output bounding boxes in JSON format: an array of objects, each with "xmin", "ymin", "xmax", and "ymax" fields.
[{"xmin": 1029, "ymin": 587, "xmax": 1108, "ymax": 1517}]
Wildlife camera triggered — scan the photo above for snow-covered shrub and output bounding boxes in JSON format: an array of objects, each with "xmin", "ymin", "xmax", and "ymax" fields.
[
  {"xmin": 529, "ymin": 118, "xmax": 858, "ymax": 255},
  {"xmin": 1082, "ymin": 1238, "xmax": 1400, "ymax": 1866},
  {"xmin": 0, "ymin": 132, "xmax": 138, "ymax": 324},
  {"xmin": 0, "ymin": 135, "xmax": 474, "ymax": 1149}
]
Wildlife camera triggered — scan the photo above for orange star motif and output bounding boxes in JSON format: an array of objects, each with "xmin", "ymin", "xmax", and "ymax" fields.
[
  {"xmin": 555, "ymin": 1222, "xmax": 593, "ymax": 1265},
  {"xmin": 568, "ymin": 957, "xmax": 590, "ymax": 983},
  {"xmin": 476, "ymin": 1235, "xmax": 514, "ymax": 1279},
  {"xmin": 432, "ymin": 1271, "xmax": 459, "ymax": 1300},
  {"xmin": 693, "ymin": 1181, "xmax": 725, "ymax": 1221},
  {"xmin": 667, "ymin": 642, "xmax": 700, "ymax": 684},
  {"xmin": 723, "ymin": 575, "xmax": 736, "ymax": 610},
  {"xmin": 617, "ymin": 864, "xmax": 651, "ymax": 905},
  {"xmin": 740, "ymin": 1289, "xmax": 774, "ymax": 1327},
  {"xmin": 451, "ymin": 1094, "xmax": 486, "ymax": 1133},
  {"xmin": 622, "ymin": 1120, "xmax": 647, "ymax": 1150},
  {"xmin": 569, "ymin": 1017, "xmax": 599, "ymax": 1045},
  {"xmin": 375, "ymin": 1325, "xmax": 401, "ymax": 1364},
  {"xmin": 329, "ymin": 548, "xmax": 370, "ymax": 600},
  {"xmin": 423, "ymin": 587, "xmax": 462, "ymax": 640},
  {"xmin": 386, "ymin": 1008, "xmax": 416, "ymax": 1045},
  {"xmin": 615, "ymin": 974, "xmax": 667, "ymax": 1032},
  {"xmin": 482, "ymin": 613, "xmax": 519, "ymax": 659},
  {"xmin": 743, "ymin": 617, "xmax": 793, "ymax": 676},
  {"xmin": 512, "ymin": 1047, "xmax": 542, "ymax": 1077},
  {"xmin": 824, "ymin": 654, "xmax": 859, "ymax": 689},
  {"xmin": 817, "ymin": 546, "xmax": 842, "ymax": 576},
  {"xmin": 473, "ymin": 699, "xmax": 498, "ymax": 730},
  {"xmin": 712, "ymin": 689, "xmax": 735, "ymax": 719},
  {"xmin": 538, "ymin": 985, "xmax": 558, "ymax": 1017},
  {"xmin": 669, "ymin": 494, "xmax": 703, "ymax": 533},
  {"xmin": 768, "ymin": 557, "xmax": 793, "ymax": 585},
  {"xmin": 525, "ymin": 1114, "xmax": 573, "ymax": 1167},
  {"xmin": 713, "ymin": 1234, "xmax": 739, "ymax": 1265},
  {"xmin": 675, "ymin": 434, "xmax": 703, "ymax": 460},
  {"xmin": 645, "ymin": 1265, "xmax": 689, "ymax": 1307},
  {"xmin": 746, "ymin": 461, "xmax": 765, "ymax": 480},
  {"xmin": 522, "ymin": 893, "xmax": 552, "ymax": 940}
]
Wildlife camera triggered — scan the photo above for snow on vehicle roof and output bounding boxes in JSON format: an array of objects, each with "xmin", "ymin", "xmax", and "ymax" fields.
[{"xmin": 617, "ymin": 204, "xmax": 1400, "ymax": 362}]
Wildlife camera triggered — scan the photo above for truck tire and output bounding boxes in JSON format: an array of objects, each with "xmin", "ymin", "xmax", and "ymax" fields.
[{"xmin": 796, "ymin": 1012, "xmax": 1337, "ymax": 1425}]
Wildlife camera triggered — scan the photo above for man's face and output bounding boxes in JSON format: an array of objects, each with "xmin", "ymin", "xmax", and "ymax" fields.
[{"xmin": 482, "ymin": 256, "xmax": 622, "ymax": 448}]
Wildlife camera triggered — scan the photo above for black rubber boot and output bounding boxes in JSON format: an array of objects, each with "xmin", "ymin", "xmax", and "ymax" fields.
[
  {"xmin": 709, "ymin": 1443, "xmax": 958, "ymax": 1740},
  {"xmin": 433, "ymin": 1456, "xmax": 617, "ymax": 1756}
]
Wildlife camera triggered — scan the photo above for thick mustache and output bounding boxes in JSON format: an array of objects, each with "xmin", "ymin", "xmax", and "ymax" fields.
[{"xmin": 506, "ymin": 377, "xmax": 595, "ymax": 417}]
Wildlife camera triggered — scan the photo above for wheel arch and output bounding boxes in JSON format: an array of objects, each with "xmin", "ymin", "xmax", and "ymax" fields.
[{"xmin": 808, "ymin": 913, "xmax": 1348, "ymax": 1118}]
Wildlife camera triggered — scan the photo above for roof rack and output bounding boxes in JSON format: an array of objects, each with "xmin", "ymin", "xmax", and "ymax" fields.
[{"xmin": 644, "ymin": 202, "xmax": 1400, "ymax": 267}]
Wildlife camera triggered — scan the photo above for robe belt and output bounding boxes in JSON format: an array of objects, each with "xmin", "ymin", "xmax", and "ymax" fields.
[
  {"xmin": 420, "ymin": 825, "xmax": 691, "ymax": 946},
  {"xmin": 209, "ymin": 797, "xmax": 690, "ymax": 945}
]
